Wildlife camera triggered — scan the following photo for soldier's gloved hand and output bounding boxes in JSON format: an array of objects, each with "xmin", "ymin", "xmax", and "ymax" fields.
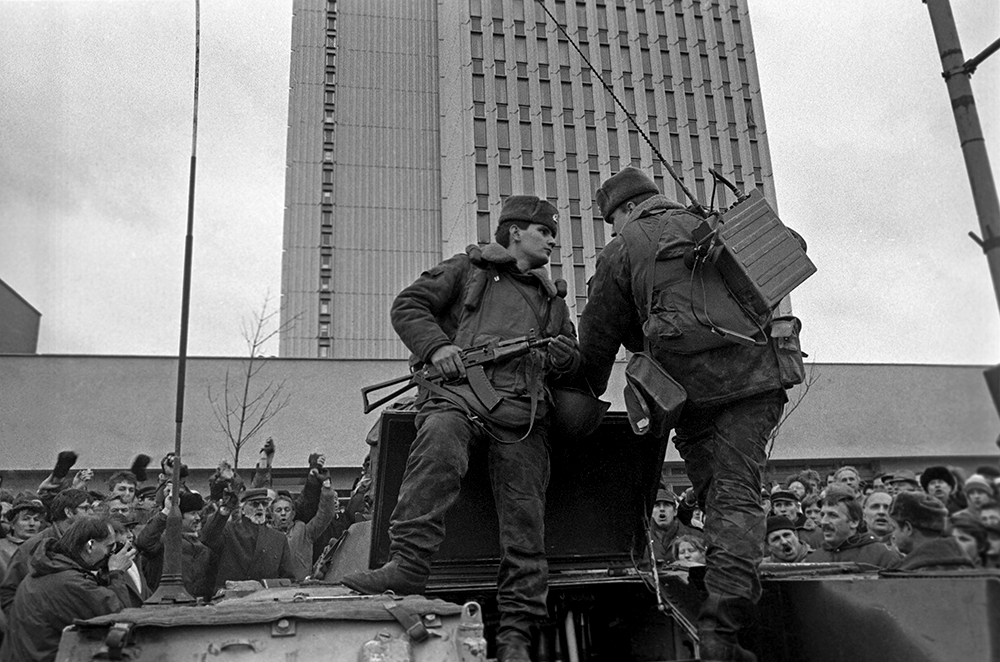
[
  {"xmin": 429, "ymin": 344, "xmax": 466, "ymax": 381},
  {"xmin": 547, "ymin": 334, "xmax": 579, "ymax": 372}
]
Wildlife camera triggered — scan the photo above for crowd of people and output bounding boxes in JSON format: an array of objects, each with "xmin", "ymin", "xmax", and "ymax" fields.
[
  {"xmin": 1, "ymin": 448, "xmax": 998, "ymax": 661},
  {"xmin": 0, "ymin": 441, "xmax": 373, "ymax": 662},
  {"xmin": 647, "ymin": 463, "xmax": 1000, "ymax": 573},
  {"xmin": 0, "ymin": 176, "xmax": 994, "ymax": 662}
]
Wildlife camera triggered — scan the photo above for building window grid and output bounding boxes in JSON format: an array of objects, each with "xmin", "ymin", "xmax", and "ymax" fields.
[{"xmin": 460, "ymin": 0, "xmax": 763, "ymax": 291}]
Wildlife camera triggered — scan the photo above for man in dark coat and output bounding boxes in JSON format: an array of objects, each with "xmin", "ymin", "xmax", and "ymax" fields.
[
  {"xmin": 201, "ymin": 489, "xmax": 295, "ymax": 590},
  {"xmin": 889, "ymin": 491, "xmax": 975, "ymax": 571},
  {"xmin": 578, "ymin": 168, "xmax": 800, "ymax": 662},
  {"xmin": 805, "ymin": 489, "xmax": 901, "ymax": 568},
  {"xmin": 342, "ymin": 195, "xmax": 580, "ymax": 662},
  {"xmin": 0, "ymin": 517, "xmax": 132, "ymax": 662},
  {"xmin": 136, "ymin": 491, "xmax": 215, "ymax": 600}
]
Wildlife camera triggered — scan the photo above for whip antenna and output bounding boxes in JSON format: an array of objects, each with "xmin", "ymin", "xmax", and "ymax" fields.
[
  {"xmin": 533, "ymin": 0, "xmax": 705, "ymax": 215},
  {"xmin": 147, "ymin": 0, "xmax": 200, "ymax": 605}
]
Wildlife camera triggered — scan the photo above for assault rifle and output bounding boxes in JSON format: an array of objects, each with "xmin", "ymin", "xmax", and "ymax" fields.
[{"xmin": 361, "ymin": 334, "xmax": 551, "ymax": 414}]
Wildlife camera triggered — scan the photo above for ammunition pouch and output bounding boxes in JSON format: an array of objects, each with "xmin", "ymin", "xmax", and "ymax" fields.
[
  {"xmin": 623, "ymin": 353, "xmax": 687, "ymax": 438},
  {"xmin": 770, "ymin": 315, "xmax": 805, "ymax": 388}
]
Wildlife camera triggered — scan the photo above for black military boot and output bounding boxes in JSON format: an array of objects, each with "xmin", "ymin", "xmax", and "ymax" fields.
[
  {"xmin": 495, "ymin": 616, "xmax": 534, "ymax": 662},
  {"xmin": 341, "ymin": 558, "xmax": 427, "ymax": 595},
  {"xmin": 697, "ymin": 595, "xmax": 757, "ymax": 662}
]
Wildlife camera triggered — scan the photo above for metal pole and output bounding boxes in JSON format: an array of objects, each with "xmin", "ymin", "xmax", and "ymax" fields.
[
  {"xmin": 925, "ymin": 0, "xmax": 1000, "ymax": 315},
  {"xmin": 147, "ymin": 0, "xmax": 200, "ymax": 604}
]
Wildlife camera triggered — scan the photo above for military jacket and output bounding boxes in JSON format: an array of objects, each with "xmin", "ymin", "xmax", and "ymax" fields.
[
  {"xmin": 579, "ymin": 194, "xmax": 790, "ymax": 407},
  {"xmin": 390, "ymin": 243, "xmax": 578, "ymax": 425}
]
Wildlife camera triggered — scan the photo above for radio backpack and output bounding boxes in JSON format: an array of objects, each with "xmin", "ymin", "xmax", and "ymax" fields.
[{"xmin": 621, "ymin": 207, "xmax": 770, "ymax": 356}]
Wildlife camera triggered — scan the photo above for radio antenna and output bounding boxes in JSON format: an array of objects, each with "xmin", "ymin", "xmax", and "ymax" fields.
[
  {"xmin": 147, "ymin": 0, "xmax": 200, "ymax": 605},
  {"xmin": 533, "ymin": 0, "xmax": 705, "ymax": 215}
]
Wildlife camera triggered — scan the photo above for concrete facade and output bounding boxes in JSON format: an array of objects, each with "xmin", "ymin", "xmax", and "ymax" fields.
[
  {"xmin": 1, "ymin": 356, "xmax": 996, "ymax": 489},
  {"xmin": 280, "ymin": 0, "xmax": 776, "ymax": 359}
]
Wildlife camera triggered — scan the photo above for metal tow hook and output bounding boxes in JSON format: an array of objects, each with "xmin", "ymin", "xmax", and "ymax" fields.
[{"xmin": 456, "ymin": 601, "xmax": 487, "ymax": 662}]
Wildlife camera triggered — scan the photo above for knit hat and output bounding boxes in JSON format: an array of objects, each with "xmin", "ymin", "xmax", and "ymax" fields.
[
  {"xmin": 655, "ymin": 489, "xmax": 677, "ymax": 505},
  {"xmin": 179, "ymin": 492, "xmax": 205, "ymax": 514},
  {"xmin": 498, "ymin": 195, "xmax": 560, "ymax": 236},
  {"xmin": 889, "ymin": 492, "xmax": 948, "ymax": 533},
  {"xmin": 595, "ymin": 167, "xmax": 659, "ymax": 221},
  {"xmin": 919, "ymin": 466, "xmax": 956, "ymax": 492},
  {"xmin": 766, "ymin": 516, "xmax": 796, "ymax": 537},
  {"xmin": 770, "ymin": 489, "xmax": 799, "ymax": 504},
  {"xmin": 965, "ymin": 474, "xmax": 994, "ymax": 496}
]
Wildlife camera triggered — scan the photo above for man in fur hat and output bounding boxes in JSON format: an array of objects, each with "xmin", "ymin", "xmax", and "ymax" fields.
[{"xmin": 342, "ymin": 195, "xmax": 580, "ymax": 662}]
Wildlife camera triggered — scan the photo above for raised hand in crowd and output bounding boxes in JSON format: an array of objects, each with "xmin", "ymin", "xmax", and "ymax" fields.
[{"xmin": 72, "ymin": 468, "xmax": 94, "ymax": 491}]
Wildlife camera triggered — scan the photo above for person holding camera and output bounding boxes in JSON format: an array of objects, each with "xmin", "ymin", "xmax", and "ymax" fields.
[{"xmin": 1, "ymin": 517, "xmax": 133, "ymax": 662}]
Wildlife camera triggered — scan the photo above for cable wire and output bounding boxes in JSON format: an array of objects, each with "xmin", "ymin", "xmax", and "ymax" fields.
[{"xmin": 533, "ymin": 0, "xmax": 704, "ymax": 214}]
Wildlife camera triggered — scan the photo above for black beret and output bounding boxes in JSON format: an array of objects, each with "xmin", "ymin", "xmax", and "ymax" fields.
[
  {"xmin": 595, "ymin": 167, "xmax": 659, "ymax": 221},
  {"xmin": 889, "ymin": 492, "xmax": 948, "ymax": 533},
  {"xmin": 498, "ymin": 195, "xmax": 560, "ymax": 236}
]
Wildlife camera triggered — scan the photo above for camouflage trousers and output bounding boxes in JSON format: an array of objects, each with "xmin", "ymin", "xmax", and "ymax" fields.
[
  {"xmin": 673, "ymin": 390, "xmax": 785, "ymax": 605},
  {"xmin": 389, "ymin": 401, "xmax": 550, "ymax": 622}
]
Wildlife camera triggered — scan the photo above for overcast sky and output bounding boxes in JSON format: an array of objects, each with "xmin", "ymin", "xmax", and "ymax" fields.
[{"xmin": 1, "ymin": 1, "xmax": 997, "ymax": 365}]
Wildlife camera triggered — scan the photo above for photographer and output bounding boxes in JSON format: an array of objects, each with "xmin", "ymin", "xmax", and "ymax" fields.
[{"xmin": 0, "ymin": 517, "xmax": 132, "ymax": 662}]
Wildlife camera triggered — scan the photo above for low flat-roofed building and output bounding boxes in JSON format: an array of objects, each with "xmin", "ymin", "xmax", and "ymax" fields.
[{"xmin": 0, "ymin": 355, "xmax": 996, "ymax": 494}]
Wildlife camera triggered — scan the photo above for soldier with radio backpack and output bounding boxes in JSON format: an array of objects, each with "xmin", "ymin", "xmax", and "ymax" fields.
[{"xmin": 578, "ymin": 167, "xmax": 808, "ymax": 662}]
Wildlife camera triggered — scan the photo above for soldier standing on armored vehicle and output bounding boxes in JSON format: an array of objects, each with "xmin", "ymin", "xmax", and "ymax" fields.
[
  {"xmin": 578, "ymin": 167, "xmax": 806, "ymax": 662},
  {"xmin": 343, "ymin": 195, "xmax": 580, "ymax": 662}
]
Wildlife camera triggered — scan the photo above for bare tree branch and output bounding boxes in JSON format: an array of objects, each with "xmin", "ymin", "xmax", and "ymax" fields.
[
  {"xmin": 766, "ymin": 361, "xmax": 821, "ymax": 465},
  {"xmin": 207, "ymin": 295, "xmax": 301, "ymax": 469}
]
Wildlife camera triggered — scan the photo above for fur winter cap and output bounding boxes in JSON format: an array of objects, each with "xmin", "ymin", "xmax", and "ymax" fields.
[{"xmin": 595, "ymin": 167, "xmax": 659, "ymax": 221}]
